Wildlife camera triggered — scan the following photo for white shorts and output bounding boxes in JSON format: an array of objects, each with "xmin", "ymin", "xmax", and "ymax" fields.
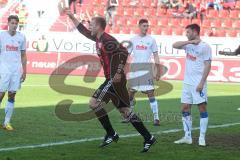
[
  {"xmin": 128, "ymin": 64, "xmax": 154, "ymax": 92},
  {"xmin": 0, "ymin": 73, "xmax": 22, "ymax": 92},
  {"xmin": 181, "ymin": 83, "xmax": 208, "ymax": 105}
]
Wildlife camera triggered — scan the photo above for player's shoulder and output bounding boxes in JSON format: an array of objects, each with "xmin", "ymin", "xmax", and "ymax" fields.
[
  {"xmin": 0, "ymin": 31, "xmax": 7, "ymax": 37},
  {"xmin": 200, "ymin": 41, "xmax": 211, "ymax": 49},
  {"xmin": 103, "ymin": 32, "xmax": 118, "ymax": 42},
  {"xmin": 16, "ymin": 31, "xmax": 25, "ymax": 38},
  {"xmin": 130, "ymin": 35, "xmax": 139, "ymax": 41}
]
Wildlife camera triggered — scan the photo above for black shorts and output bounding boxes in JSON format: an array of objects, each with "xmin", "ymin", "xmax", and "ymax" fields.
[{"xmin": 92, "ymin": 78, "xmax": 130, "ymax": 108}]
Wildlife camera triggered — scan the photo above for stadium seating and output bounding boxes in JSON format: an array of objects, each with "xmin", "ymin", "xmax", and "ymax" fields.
[{"xmin": 45, "ymin": 0, "xmax": 240, "ymax": 37}]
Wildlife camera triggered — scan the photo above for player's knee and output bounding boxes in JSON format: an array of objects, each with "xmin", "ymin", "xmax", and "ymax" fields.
[
  {"xmin": 147, "ymin": 90, "xmax": 154, "ymax": 98},
  {"xmin": 89, "ymin": 98, "xmax": 99, "ymax": 110},
  {"xmin": 8, "ymin": 92, "xmax": 16, "ymax": 101},
  {"xmin": 119, "ymin": 107, "xmax": 130, "ymax": 118},
  {"xmin": 182, "ymin": 104, "xmax": 190, "ymax": 112}
]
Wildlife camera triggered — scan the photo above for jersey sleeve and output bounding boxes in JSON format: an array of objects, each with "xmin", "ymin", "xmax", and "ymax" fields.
[
  {"xmin": 203, "ymin": 45, "xmax": 212, "ymax": 61},
  {"xmin": 20, "ymin": 35, "xmax": 26, "ymax": 51},
  {"xmin": 77, "ymin": 23, "xmax": 96, "ymax": 42},
  {"xmin": 151, "ymin": 38, "xmax": 158, "ymax": 54},
  {"xmin": 182, "ymin": 45, "xmax": 187, "ymax": 50}
]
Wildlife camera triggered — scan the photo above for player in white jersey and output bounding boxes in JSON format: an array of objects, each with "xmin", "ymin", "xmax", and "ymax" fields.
[
  {"xmin": 126, "ymin": 19, "xmax": 161, "ymax": 126},
  {"xmin": 172, "ymin": 24, "xmax": 212, "ymax": 146},
  {"xmin": 0, "ymin": 15, "xmax": 27, "ymax": 131}
]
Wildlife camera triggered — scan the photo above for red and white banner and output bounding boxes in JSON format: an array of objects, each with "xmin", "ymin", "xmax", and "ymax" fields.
[{"xmin": 27, "ymin": 52, "xmax": 240, "ymax": 83}]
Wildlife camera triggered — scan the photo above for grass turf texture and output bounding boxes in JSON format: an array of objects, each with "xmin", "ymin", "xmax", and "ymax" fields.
[{"xmin": 0, "ymin": 74, "xmax": 239, "ymax": 160}]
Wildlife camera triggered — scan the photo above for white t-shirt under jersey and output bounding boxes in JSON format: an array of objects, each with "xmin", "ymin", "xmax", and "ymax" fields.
[
  {"xmin": 182, "ymin": 41, "xmax": 212, "ymax": 86},
  {"xmin": 129, "ymin": 35, "xmax": 158, "ymax": 63},
  {"xmin": 0, "ymin": 31, "xmax": 26, "ymax": 74}
]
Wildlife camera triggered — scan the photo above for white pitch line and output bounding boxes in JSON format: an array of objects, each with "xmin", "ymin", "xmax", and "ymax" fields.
[{"xmin": 0, "ymin": 122, "xmax": 239, "ymax": 152}]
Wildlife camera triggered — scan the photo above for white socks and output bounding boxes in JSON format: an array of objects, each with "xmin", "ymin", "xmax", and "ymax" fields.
[
  {"xmin": 182, "ymin": 111, "xmax": 208, "ymax": 140},
  {"xmin": 4, "ymin": 100, "xmax": 14, "ymax": 125},
  {"xmin": 182, "ymin": 112, "xmax": 192, "ymax": 139},
  {"xmin": 200, "ymin": 112, "xmax": 208, "ymax": 139},
  {"xmin": 149, "ymin": 97, "xmax": 159, "ymax": 120}
]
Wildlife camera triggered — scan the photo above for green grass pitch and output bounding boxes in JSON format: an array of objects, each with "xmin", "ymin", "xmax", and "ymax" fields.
[{"xmin": 0, "ymin": 74, "xmax": 239, "ymax": 160}]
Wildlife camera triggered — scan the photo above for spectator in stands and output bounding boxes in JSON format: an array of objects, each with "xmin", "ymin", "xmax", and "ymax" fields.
[
  {"xmin": 196, "ymin": 1, "xmax": 206, "ymax": 22},
  {"xmin": 69, "ymin": 0, "xmax": 77, "ymax": 14},
  {"xmin": 0, "ymin": 0, "xmax": 8, "ymax": 8},
  {"xmin": 158, "ymin": 0, "xmax": 171, "ymax": 8},
  {"xmin": 170, "ymin": 0, "xmax": 183, "ymax": 10},
  {"xmin": 206, "ymin": 0, "xmax": 223, "ymax": 10},
  {"xmin": 223, "ymin": 0, "xmax": 236, "ymax": 9},
  {"xmin": 16, "ymin": 4, "xmax": 28, "ymax": 30},
  {"xmin": 182, "ymin": 0, "xmax": 197, "ymax": 19},
  {"xmin": 208, "ymin": 27, "xmax": 217, "ymax": 36},
  {"xmin": 106, "ymin": 0, "xmax": 118, "ymax": 27}
]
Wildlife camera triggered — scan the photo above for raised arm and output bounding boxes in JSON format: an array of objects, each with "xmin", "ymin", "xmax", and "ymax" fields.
[
  {"xmin": 65, "ymin": 9, "xmax": 96, "ymax": 41},
  {"xmin": 173, "ymin": 39, "xmax": 201, "ymax": 49}
]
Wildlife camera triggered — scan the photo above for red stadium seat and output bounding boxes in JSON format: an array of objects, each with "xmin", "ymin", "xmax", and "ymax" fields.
[
  {"xmin": 134, "ymin": 8, "xmax": 144, "ymax": 16},
  {"xmin": 151, "ymin": 28, "xmax": 162, "ymax": 35},
  {"xmin": 219, "ymin": 10, "xmax": 229, "ymax": 18},
  {"xmin": 142, "ymin": 0, "xmax": 152, "ymax": 7},
  {"xmin": 171, "ymin": 18, "xmax": 181, "ymax": 27},
  {"xmin": 226, "ymin": 30, "xmax": 237, "ymax": 37},
  {"xmin": 122, "ymin": 0, "xmax": 131, "ymax": 7},
  {"xmin": 233, "ymin": 20, "xmax": 240, "ymax": 28},
  {"xmin": 172, "ymin": 28, "xmax": 183, "ymax": 36},
  {"xmin": 127, "ymin": 18, "xmax": 138, "ymax": 26},
  {"xmin": 158, "ymin": 18, "xmax": 168, "ymax": 26},
  {"xmin": 202, "ymin": 19, "xmax": 211, "ymax": 28},
  {"xmin": 191, "ymin": 19, "xmax": 201, "ymax": 25},
  {"xmin": 124, "ymin": 8, "xmax": 134, "ymax": 16},
  {"xmin": 206, "ymin": 9, "xmax": 218, "ymax": 18},
  {"xmin": 162, "ymin": 28, "xmax": 172, "ymax": 35},
  {"xmin": 105, "ymin": 26, "xmax": 111, "ymax": 33},
  {"xmin": 144, "ymin": 9, "xmax": 156, "ymax": 17},
  {"xmin": 156, "ymin": 8, "xmax": 166, "ymax": 17},
  {"xmin": 115, "ymin": 17, "xmax": 127, "ymax": 26},
  {"xmin": 147, "ymin": 28, "xmax": 152, "ymax": 34},
  {"xmin": 222, "ymin": 19, "xmax": 232, "ymax": 28},
  {"xmin": 236, "ymin": 1, "xmax": 240, "ymax": 9},
  {"xmin": 229, "ymin": 10, "xmax": 239, "ymax": 18},
  {"xmin": 120, "ymin": 27, "xmax": 130, "ymax": 34},
  {"xmin": 181, "ymin": 19, "xmax": 191, "ymax": 27},
  {"xmin": 112, "ymin": 26, "xmax": 120, "ymax": 34},
  {"xmin": 216, "ymin": 30, "xmax": 226, "ymax": 37},
  {"xmin": 116, "ymin": 7, "xmax": 124, "ymax": 16},
  {"xmin": 149, "ymin": 18, "xmax": 157, "ymax": 26},
  {"xmin": 211, "ymin": 19, "xmax": 222, "ymax": 28},
  {"xmin": 132, "ymin": 27, "xmax": 139, "ymax": 34}
]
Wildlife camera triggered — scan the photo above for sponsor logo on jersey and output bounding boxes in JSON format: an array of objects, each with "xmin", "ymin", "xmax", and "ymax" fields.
[
  {"xmin": 6, "ymin": 45, "xmax": 18, "ymax": 51},
  {"xmin": 136, "ymin": 45, "xmax": 147, "ymax": 50},
  {"xmin": 186, "ymin": 53, "xmax": 197, "ymax": 61}
]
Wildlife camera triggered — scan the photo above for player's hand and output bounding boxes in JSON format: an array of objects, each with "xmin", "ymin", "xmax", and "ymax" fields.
[
  {"xmin": 155, "ymin": 72, "xmax": 161, "ymax": 81},
  {"xmin": 65, "ymin": 8, "xmax": 73, "ymax": 17},
  {"xmin": 196, "ymin": 82, "xmax": 204, "ymax": 92},
  {"xmin": 113, "ymin": 73, "xmax": 122, "ymax": 83},
  {"xmin": 21, "ymin": 73, "xmax": 26, "ymax": 83},
  {"xmin": 190, "ymin": 39, "xmax": 201, "ymax": 45}
]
